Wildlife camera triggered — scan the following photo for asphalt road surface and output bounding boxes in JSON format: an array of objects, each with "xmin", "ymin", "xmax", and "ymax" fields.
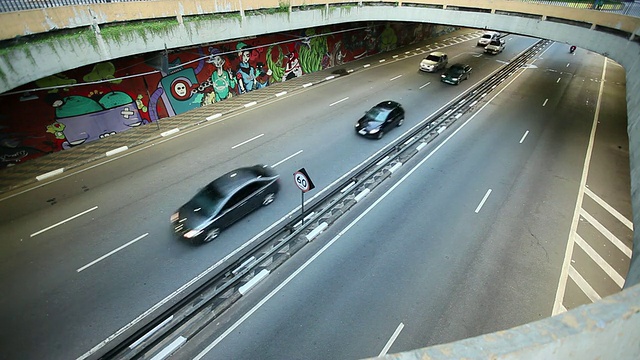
[{"xmin": 0, "ymin": 32, "xmax": 631, "ymax": 360}]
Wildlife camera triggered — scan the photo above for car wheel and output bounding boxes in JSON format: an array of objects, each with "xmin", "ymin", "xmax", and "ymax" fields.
[
  {"xmin": 396, "ymin": 117, "xmax": 404, "ymax": 127},
  {"xmin": 262, "ymin": 193, "xmax": 276, "ymax": 206},
  {"xmin": 377, "ymin": 131, "xmax": 385, "ymax": 139},
  {"xmin": 203, "ymin": 228, "xmax": 220, "ymax": 243}
]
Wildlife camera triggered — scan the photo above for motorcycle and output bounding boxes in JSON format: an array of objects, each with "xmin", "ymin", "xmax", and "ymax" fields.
[{"xmin": 570, "ymin": 45, "xmax": 577, "ymax": 54}]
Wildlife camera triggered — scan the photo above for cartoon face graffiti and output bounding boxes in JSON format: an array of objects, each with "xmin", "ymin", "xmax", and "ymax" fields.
[{"xmin": 171, "ymin": 79, "xmax": 190, "ymax": 100}]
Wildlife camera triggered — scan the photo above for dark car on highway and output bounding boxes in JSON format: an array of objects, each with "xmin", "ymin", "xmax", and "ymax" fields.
[
  {"xmin": 171, "ymin": 165, "xmax": 280, "ymax": 244},
  {"xmin": 355, "ymin": 101, "xmax": 405, "ymax": 139},
  {"xmin": 441, "ymin": 63, "xmax": 472, "ymax": 85}
]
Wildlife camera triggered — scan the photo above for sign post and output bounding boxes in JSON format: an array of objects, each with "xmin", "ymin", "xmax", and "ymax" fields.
[{"xmin": 293, "ymin": 168, "xmax": 315, "ymax": 225}]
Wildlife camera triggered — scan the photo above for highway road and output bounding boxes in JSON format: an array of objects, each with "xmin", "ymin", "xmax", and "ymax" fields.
[
  {"xmin": 180, "ymin": 41, "xmax": 632, "ymax": 358},
  {"xmin": 0, "ymin": 30, "xmax": 631, "ymax": 360}
]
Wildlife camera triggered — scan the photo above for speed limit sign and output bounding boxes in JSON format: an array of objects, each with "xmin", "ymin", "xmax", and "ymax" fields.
[{"xmin": 293, "ymin": 168, "xmax": 315, "ymax": 193}]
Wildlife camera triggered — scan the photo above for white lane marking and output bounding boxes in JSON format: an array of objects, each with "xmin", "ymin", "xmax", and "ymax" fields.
[
  {"xmin": 584, "ymin": 187, "xmax": 633, "ymax": 230},
  {"xmin": 553, "ymin": 56, "xmax": 607, "ymax": 316},
  {"xmin": 475, "ymin": 189, "xmax": 492, "ymax": 213},
  {"xmin": 567, "ymin": 63, "xmax": 571, "ymax": 67},
  {"xmin": 231, "ymin": 133, "xmax": 264, "ymax": 149},
  {"xmin": 129, "ymin": 315, "xmax": 174, "ymax": 349},
  {"xmin": 390, "ymin": 75, "xmax": 402, "ymax": 81},
  {"xmin": 206, "ymin": 113, "xmax": 222, "ymax": 121},
  {"xmin": 160, "ymin": 128, "xmax": 179, "ymax": 137},
  {"xmin": 392, "ymin": 55, "xmax": 399, "ymax": 58},
  {"xmin": 556, "ymin": 77, "xmax": 561, "ymax": 83},
  {"xmin": 244, "ymin": 101, "xmax": 257, "ymax": 108},
  {"xmin": 379, "ymin": 323, "xmax": 405, "ymax": 356},
  {"xmin": 195, "ymin": 65, "xmax": 528, "ymax": 358},
  {"xmin": 568, "ymin": 266, "xmax": 601, "ymax": 302},
  {"xmin": 542, "ymin": 98, "xmax": 549, "ymax": 107},
  {"xmin": 36, "ymin": 168, "xmax": 64, "ymax": 181},
  {"xmin": 379, "ymin": 59, "xmax": 386, "ymax": 63},
  {"xmin": 574, "ymin": 233, "xmax": 625, "ymax": 288},
  {"xmin": 330, "ymin": 97, "xmax": 349, "ymax": 107},
  {"xmin": 519, "ymin": 130, "xmax": 529, "ymax": 144},
  {"xmin": 302, "ymin": 83, "xmax": 313, "ymax": 88},
  {"xmin": 419, "ymin": 82, "xmax": 431, "ymax": 89},
  {"xmin": 275, "ymin": 91, "xmax": 287, "ymax": 97},
  {"xmin": 30, "ymin": 206, "xmax": 98, "ymax": 237},
  {"xmin": 580, "ymin": 209, "xmax": 632, "ymax": 258},
  {"xmin": 363, "ymin": 64, "xmax": 371, "ymax": 68},
  {"xmin": 77, "ymin": 233, "xmax": 149, "ymax": 273},
  {"xmin": 271, "ymin": 150, "xmax": 303, "ymax": 168},
  {"xmin": 151, "ymin": 336, "xmax": 186, "ymax": 360},
  {"xmin": 106, "ymin": 146, "xmax": 128, "ymax": 157},
  {"xmin": 325, "ymin": 75, "xmax": 335, "ymax": 81}
]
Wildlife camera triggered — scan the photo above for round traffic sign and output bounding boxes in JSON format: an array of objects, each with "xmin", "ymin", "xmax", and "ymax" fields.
[{"xmin": 294, "ymin": 171, "xmax": 311, "ymax": 192}]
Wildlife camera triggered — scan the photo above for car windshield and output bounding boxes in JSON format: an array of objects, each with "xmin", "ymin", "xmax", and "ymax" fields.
[
  {"xmin": 189, "ymin": 184, "xmax": 225, "ymax": 216},
  {"xmin": 448, "ymin": 66, "xmax": 465, "ymax": 75},
  {"xmin": 425, "ymin": 54, "xmax": 441, "ymax": 62},
  {"xmin": 482, "ymin": 34, "xmax": 493, "ymax": 39},
  {"xmin": 364, "ymin": 108, "xmax": 390, "ymax": 122},
  {"xmin": 489, "ymin": 40, "xmax": 501, "ymax": 46}
]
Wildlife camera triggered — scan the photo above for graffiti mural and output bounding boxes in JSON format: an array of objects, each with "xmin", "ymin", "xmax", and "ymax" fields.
[{"xmin": 0, "ymin": 21, "xmax": 450, "ymax": 168}]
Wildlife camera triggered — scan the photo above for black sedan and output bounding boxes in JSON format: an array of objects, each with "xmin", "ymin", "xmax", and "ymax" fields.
[
  {"xmin": 441, "ymin": 63, "xmax": 472, "ymax": 85},
  {"xmin": 171, "ymin": 165, "xmax": 280, "ymax": 244},
  {"xmin": 355, "ymin": 101, "xmax": 405, "ymax": 139}
]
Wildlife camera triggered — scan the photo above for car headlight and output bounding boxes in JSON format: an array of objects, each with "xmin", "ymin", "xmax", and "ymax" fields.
[
  {"xmin": 184, "ymin": 229, "xmax": 203, "ymax": 238},
  {"xmin": 368, "ymin": 128, "xmax": 379, "ymax": 134},
  {"xmin": 170, "ymin": 212, "xmax": 179, "ymax": 222},
  {"xmin": 441, "ymin": 75, "xmax": 446, "ymax": 78},
  {"xmin": 355, "ymin": 122, "xmax": 360, "ymax": 127}
]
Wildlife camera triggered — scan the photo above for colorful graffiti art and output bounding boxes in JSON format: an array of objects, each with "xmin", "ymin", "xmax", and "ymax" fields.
[{"xmin": 0, "ymin": 21, "xmax": 450, "ymax": 169}]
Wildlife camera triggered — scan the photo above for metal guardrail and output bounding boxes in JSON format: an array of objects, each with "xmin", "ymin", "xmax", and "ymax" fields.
[
  {"xmin": 0, "ymin": 0, "xmax": 142, "ymax": 12},
  {"xmin": 96, "ymin": 37, "xmax": 551, "ymax": 360},
  {"xmin": 1, "ymin": 0, "xmax": 639, "ymax": 17}
]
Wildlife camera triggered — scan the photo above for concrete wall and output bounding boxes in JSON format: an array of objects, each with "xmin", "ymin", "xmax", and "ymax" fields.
[{"xmin": 0, "ymin": 1, "xmax": 639, "ymax": 359}]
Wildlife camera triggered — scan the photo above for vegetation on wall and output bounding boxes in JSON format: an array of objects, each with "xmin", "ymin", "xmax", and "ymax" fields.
[{"xmin": 100, "ymin": 18, "xmax": 181, "ymax": 45}]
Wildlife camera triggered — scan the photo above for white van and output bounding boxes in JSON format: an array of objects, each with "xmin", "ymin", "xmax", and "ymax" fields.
[{"xmin": 477, "ymin": 31, "xmax": 501, "ymax": 46}]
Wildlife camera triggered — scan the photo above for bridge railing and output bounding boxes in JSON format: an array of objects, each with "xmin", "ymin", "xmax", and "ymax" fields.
[{"xmin": 1, "ymin": 0, "xmax": 639, "ymax": 16}]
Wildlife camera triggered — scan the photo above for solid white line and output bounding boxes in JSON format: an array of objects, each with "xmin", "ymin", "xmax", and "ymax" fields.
[
  {"xmin": 379, "ymin": 323, "xmax": 405, "ymax": 357},
  {"xmin": 231, "ymin": 133, "xmax": 264, "ymax": 149},
  {"xmin": 475, "ymin": 189, "xmax": 492, "ymax": 213},
  {"xmin": 77, "ymin": 233, "xmax": 149, "ymax": 272},
  {"xmin": 574, "ymin": 233, "xmax": 625, "ymax": 288},
  {"xmin": 542, "ymin": 98, "xmax": 549, "ymax": 107},
  {"xmin": 390, "ymin": 75, "xmax": 402, "ymax": 81},
  {"xmin": 419, "ymin": 82, "xmax": 431, "ymax": 89},
  {"xmin": 271, "ymin": 150, "xmax": 303, "ymax": 168},
  {"xmin": 330, "ymin": 97, "xmax": 349, "ymax": 106},
  {"xmin": 30, "ymin": 206, "xmax": 98, "ymax": 237},
  {"xmin": 553, "ymin": 57, "xmax": 607, "ymax": 316},
  {"xmin": 584, "ymin": 187, "xmax": 633, "ymax": 230},
  {"xmin": 519, "ymin": 130, "xmax": 529, "ymax": 144},
  {"xmin": 195, "ymin": 64, "xmax": 530, "ymax": 359},
  {"xmin": 568, "ymin": 266, "xmax": 601, "ymax": 302},
  {"xmin": 580, "ymin": 209, "xmax": 632, "ymax": 258}
]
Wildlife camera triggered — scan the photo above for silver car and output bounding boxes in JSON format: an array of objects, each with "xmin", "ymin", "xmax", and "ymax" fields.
[{"xmin": 419, "ymin": 52, "xmax": 448, "ymax": 72}]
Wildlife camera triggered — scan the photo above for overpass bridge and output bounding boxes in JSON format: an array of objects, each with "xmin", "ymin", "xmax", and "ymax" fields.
[{"xmin": 0, "ymin": 1, "xmax": 639, "ymax": 358}]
